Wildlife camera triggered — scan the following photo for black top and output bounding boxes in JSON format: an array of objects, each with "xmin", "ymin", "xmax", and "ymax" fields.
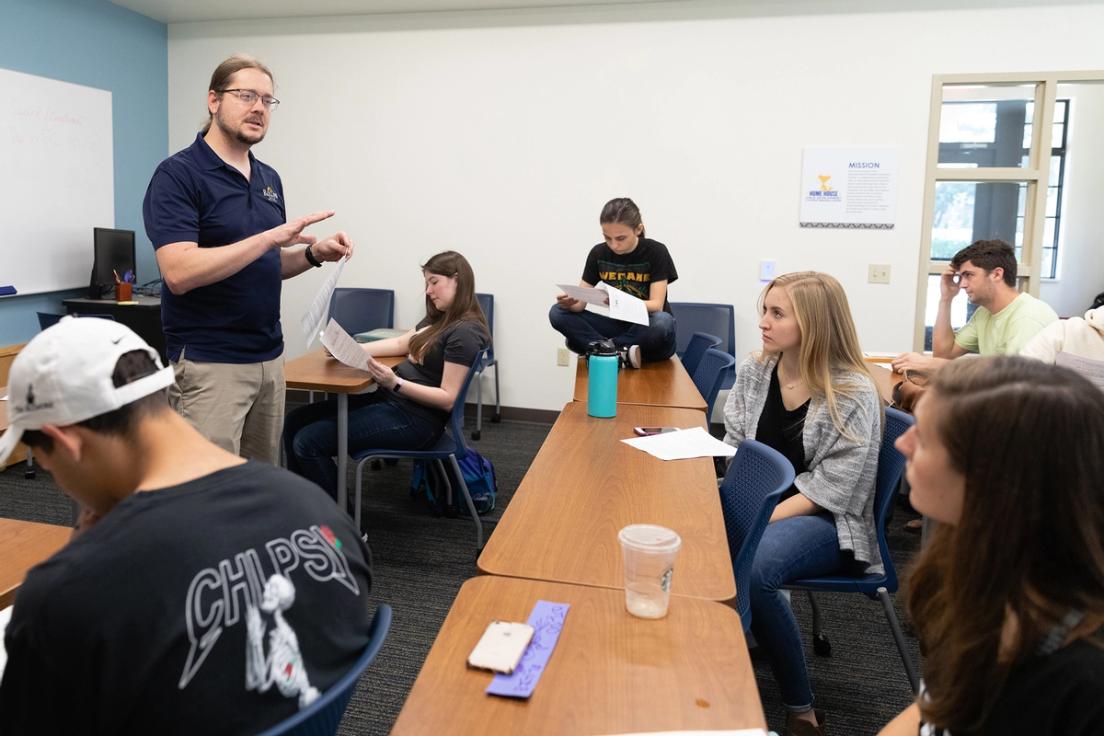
[
  {"xmin": 754, "ymin": 364, "xmax": 809, "ymax": 498},
  {"xmin": 922, "ymin": 637, "xmax": 1104, "ymax": 735},
  {"xmin": 143, "ymin": 133, "xmax": 287, "ymax": 364},
  {"xmin": 393, "ymin": 318, "xmax": 489, "ymax": 423},
  {"xmin": 0, "ymin": 462, "xmax": 374, "ymax": 736},
  {"xmin": 581, "ymin": 237, "xmax": 678, "ymax": 313}
]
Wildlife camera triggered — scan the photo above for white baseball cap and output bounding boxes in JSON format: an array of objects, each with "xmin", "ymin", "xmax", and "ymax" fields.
[{"xmin": 0, "ymin": 317, "xmax": 174, "ymax": 465}]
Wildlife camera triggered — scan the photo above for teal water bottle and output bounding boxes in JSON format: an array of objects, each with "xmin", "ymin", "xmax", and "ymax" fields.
[{"xmin": 587, "ymin": 340, "xmax": 619, "ymax": 418}]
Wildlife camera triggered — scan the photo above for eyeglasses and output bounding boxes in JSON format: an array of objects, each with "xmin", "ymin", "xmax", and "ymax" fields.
[
  {"xmin": 903, "ymin": 368, "xmax": 930, "ymax": 387},
  {"xmin": 219, "ymin": 89, "xmax": 280, "ymax": 110}
]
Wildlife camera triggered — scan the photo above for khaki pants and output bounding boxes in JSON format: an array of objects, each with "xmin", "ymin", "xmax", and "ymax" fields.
[{"xmin": 169, "ymin": 351, "xmax": 285, "ymax": 464}]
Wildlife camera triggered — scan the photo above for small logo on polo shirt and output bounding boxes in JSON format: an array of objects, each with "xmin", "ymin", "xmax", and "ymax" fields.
[{"xmin": 262, "ymin": 186, "xmax": 280, "ymax": 204}]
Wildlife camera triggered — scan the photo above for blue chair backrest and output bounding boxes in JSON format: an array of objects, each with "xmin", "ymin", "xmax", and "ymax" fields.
[
  {"xmin": 328, "ymin": 288, "xmax": 395, "ymax": 335},
  {"xmin": 719, "ymin": 440, "xmax": 794, "ymax": 628},
  {"xmin": 669, "ymin": 302, "xmax": 735, "ymax": 357},
  {"xmin": 691, "ymin": 347, "xmax": 736, "ymax": 410},
  {"xmin": 445, "ymin": 348, "xmax": 490, "ymax": 456},
  {"xmin": 37, "ymin": 312, "xmax": 64, "ymax": 330},
  {"xmin": 874, "ymin": 408, "xmax": 915, "ymax": 592},
  {"xmin": 475, "ymin": 293, "xmax": 494, "ymax": 361},
  {"xmin": 256, "ymin": 603, "xmax": 392, "ymax": 736},
  {"xmin": 682, "ymin": 331, "xmax": 722, "ymax": 379}
]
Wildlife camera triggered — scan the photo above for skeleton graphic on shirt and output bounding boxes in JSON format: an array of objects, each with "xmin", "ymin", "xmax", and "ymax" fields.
[{"xmin": 245, "ymin": 574, "xmax": 320, "ymax": 708}]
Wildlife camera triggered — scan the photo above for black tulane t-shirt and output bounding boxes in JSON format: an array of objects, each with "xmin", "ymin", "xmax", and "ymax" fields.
[
  {"xmin": 581, "ymin": 237, "xmax": 678, "ymax": 313},
  {"xmin": 0, "ymin": 462, "xmax": 374, "ymax": 736}
]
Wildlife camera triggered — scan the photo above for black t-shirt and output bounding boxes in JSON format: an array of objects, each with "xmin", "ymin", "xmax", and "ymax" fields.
[
  {"xmin": 0, "ymin": 462, "xmax": 374, "ymax": 736},
  {"xmin": 393, "ymin": 318, "xmax": 489, "ymax": 423},
  {"xmin": 922, "ymin": 637, "xmax": 1104, "ymax": 735},
  {"xmin": 581, "ymin": 237, "xmax": 678, "ymax": 313},
  {"xmin": 754, "ymin": 365, "xmax": 809, "ymax": 499}
]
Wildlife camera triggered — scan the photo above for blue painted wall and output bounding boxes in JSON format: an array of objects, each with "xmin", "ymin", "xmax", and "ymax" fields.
[{"xmin": 0, "ymin": 0, "xmax": 166, "ymax": 345}]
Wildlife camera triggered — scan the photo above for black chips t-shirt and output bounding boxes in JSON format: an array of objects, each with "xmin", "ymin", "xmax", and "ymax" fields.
[
  {"xmin": 0, "ymin": 462, "xmax": 374, "ymax": 736},
  {"xmin": 581, "ymin": 237, "xmax": 678, "ymax": 313}
]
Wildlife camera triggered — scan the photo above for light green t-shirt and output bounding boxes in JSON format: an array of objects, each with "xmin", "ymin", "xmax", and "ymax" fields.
[{"xmin": 955, "ymin": 292, "xmax": 1059, "ymax": 356}]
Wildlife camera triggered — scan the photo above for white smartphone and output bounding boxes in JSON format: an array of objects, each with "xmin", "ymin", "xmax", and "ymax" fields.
[{"xmin": 467, "ymin": 621, "xmax": 534, "ymax": 674}]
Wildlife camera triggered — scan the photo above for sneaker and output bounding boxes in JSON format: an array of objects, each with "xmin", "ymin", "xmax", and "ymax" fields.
[{"xmin": 620, "ymin": 344, "xmax": 642, "ymax": 369}]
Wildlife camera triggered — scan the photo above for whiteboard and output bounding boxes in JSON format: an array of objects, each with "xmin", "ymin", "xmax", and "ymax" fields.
[{"xmin": 0, "ymin": 68, "xmax": 114, "ymax": 296}]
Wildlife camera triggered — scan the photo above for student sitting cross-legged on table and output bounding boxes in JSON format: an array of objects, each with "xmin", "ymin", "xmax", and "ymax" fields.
[
  {"xmin": 723, "ymin": 271, "xmax": 883, "ymax": 736},
  {"xmin": 282, "ymin": 250, "xmax": 489, "ymax": 499},
  {"xmin": 548, "ymin": 197, "xmax": 677, "ymax": 368},
  {"xmin": 0, "ymin": 318, "xmax": 374, "ymax": 735},
  {"xmin": 880, "ymin": 357, "xmax": 1104, "ymax": 736}
]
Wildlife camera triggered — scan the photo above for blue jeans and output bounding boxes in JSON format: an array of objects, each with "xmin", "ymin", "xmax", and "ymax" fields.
[
  {"xmin": 750, "ymin": 513, "xmax": 846, "ymax": 712},
  {"xmin": 547, "ymin": 306, "xmax": 677, "ymax": 363},
  {"xmin": 282, "ymin": 390, "xmax": 443, "ymax": 500}
]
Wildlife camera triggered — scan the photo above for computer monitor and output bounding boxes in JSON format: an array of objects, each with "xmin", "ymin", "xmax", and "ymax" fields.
[{"xmin": 88, "ymin": 227, "xmax": 136, "ymax": 299}]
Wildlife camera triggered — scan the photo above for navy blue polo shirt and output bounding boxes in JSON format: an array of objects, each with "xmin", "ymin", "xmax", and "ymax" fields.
[{"xmin": 143, "ymin": 133, "xmax": 287, "ymax": 364}]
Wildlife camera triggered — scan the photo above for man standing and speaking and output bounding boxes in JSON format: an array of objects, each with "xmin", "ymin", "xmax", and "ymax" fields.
[{"xmin": 143, "ymin": 55, "xmax": 352, "ymax": 463}]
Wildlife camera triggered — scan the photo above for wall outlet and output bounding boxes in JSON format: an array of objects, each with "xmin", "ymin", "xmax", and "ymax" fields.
[
  {"xmin": 556, "ymin": 347, "xmax": 570, "ymax": 366},
  {"xmin": 868, "ymin": 264, "xmax": 891, "ymax": 284}
]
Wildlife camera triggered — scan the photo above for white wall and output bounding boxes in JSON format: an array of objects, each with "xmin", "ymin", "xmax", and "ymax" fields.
[
  {"xmin": 166, "ymin": 2, "xmax": 1104, "ymax": 411},
  {"xmin": 1040, "ymin": 82, "xmax": 1104, "ymax": 317}
]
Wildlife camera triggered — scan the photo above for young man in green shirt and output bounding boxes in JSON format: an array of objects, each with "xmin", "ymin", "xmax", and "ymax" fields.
[{"xmin": 893, "ymin": 239, "xmax": 1058, "ymax": 376}]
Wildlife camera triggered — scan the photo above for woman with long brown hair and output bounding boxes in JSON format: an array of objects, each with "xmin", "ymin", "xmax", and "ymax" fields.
[
  {"xmin": 881, "ymin": 356, "xmax": 1104, "ymax": 735},
  {"xmin": 283, "ymin": 251, "xmax": 489, "ymax": 498},
  {"xmin": 724, "ymin": 271, "xmax": 883, "ymax": 735}
]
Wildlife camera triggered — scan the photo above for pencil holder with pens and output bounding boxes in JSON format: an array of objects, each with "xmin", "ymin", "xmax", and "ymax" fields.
[{"xmin": 586, "ymin": 340, "xmax": 619, "ymax": 418}]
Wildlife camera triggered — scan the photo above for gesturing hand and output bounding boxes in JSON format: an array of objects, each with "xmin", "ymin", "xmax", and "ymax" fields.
[
  {"xmin": 269, "ymin": 210, "xmax": 336, "ymax": 249},
  {"xmin": 313, "ymin": 231, "xmax": 355, "ymax": 262},
  {"xmin": 891, "ymin": 352, "xmax": 934, "ymax": 374}
]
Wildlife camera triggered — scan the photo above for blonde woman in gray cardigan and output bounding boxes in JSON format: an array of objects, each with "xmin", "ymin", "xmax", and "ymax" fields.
[{"xmin": 723, "ymin": 271, "xmax": 882, "ymax": 736}]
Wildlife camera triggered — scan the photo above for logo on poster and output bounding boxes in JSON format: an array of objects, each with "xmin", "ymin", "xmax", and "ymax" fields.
[{"xmin": 806, "ymin": 174, "xmax": 839, "ymax": 202}]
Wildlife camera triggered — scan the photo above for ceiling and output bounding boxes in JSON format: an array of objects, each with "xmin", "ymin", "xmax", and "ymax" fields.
[
  {"xmin": 110, "ymin": 0, "xmax": 1101, "ymax": 24},
  {"xmin": 110, "ymin": 0, "xmax": 675, "ymax": 23}
]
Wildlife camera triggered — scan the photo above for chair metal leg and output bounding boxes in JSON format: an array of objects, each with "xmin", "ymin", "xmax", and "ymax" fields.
[
  {"xmin": 491, "ymin": 362, "xmax": 501, "ymax": 423},
  {"xmin": 472, "ymin": 371, "xmax": 484, "ymax": 440},
  {"xmin": 24, "ymin": 448, "xmax": 35, "ymax": 480},
  {"xmin": 433, "ymin": 459, "xmax": 457, "ymax": 517},
  {"xmin": 354, "ymin": 457, "xmax": 369, "ymax": 532},
  {"xmin": 448, "ymin": 453, "xmax": 484, "ymax": 550},
  {"xmin": 878, "ymin": 587, "xmax": 920, "ymax": 694},
  {"xmin": 806, "ymin": 591, "xmax": 832, "ymax": 656}
]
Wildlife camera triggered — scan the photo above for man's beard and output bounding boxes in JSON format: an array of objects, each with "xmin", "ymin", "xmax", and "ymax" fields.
[{"xmin": 216, "ymin": 110, "xmax": 266, "ymax": 146}]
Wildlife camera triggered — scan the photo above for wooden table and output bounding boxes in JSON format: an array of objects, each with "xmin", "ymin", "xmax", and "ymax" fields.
[
  {"xmin": 0, "ymin": 518, "xmax": 71, "ymax": 609},
  {"xmin": 478, "ymin": 402, "xmax": 735, "ymax": 602},
  {"xmin": 283, "ymin": 350, "xmax": 403, "ymax": 509},
  {"xmin": 391, "ymin": 576, "xmax": 766, "ymax": 735},
  {"xmin": 573, "ymin": 356, "xmax": 707, "ymax": 411}
]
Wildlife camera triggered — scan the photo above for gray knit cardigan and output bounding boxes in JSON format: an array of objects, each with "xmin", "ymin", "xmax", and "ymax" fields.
[{"xmin": 723, "ymin": 354, "xmax": 884, "ymax": 573}]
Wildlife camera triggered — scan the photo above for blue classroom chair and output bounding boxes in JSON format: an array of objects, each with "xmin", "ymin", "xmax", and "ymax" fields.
[
  {"xmin": 691, "ymin": 347, "xmax": 736, "ymax": 416},
  {"xmin": 256, "ymin": 603, "xmax": 392, "ymax": 736},
  {"xmin": 718, "ymin": 440, "xmax": 794, "ymax": 631},
  {"xmin": 669, "ymin": 301, "xmax": 736, "ymax": 393},
  {"xmin": 351, "ymin": 349, "xmax": 489, "ymax": 550},
  {"xmin": 680, "ymin": 331, "xmax": 722, "ymax": 379},
  {"xmin": 327, "ymin": 288, "xmax": 395, "ymax": 335},
  {"xmin": 783, "ymin": 407, "xmax": 920, "ymax": 694}
]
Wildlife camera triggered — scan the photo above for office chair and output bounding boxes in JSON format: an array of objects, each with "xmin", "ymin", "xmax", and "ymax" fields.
[
  {"xmin": 36, "ymin": 312, "xmax": 64, "ymax": 330},
  {"xmin": 681, "ymin": 331, "xmax": 722, "ymax": 383},
  {"xmin": 718, "ymin": 439, "xmax": 794, "ymax": 631},
  {"xmin": 256, "ymin": 603, "xmax": 392, "ymax": 736},
  {"xmin": 691, "ymin": 347, "xmax": 736, "ymax": 415},
  {"xmin": 471, "ymin": 293, "xmax": 500, "ymax": 440},
  {"xmin": 669, "ymin": 301, "xmax": 737, "ymax": 392},
  {"xmin": 783, "ymin": 407, "xmax": 920, "ymax": 694},
  {"xmin": 327, "ymin": 288, "xmax": 395, "ymax": 335},
  {"xmin": 351, "ymin": 350, "xmax": 489, "ymax": 551}
]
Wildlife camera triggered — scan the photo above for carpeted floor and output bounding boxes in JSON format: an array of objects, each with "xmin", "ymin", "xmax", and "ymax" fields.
[{"xmin": 0, "ymin": 414, "xmax": 922, "ymax": 735}]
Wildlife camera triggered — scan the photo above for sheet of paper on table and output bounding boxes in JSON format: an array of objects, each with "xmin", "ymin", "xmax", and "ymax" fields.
[
  {"xmin": 862, "ymin": 351, "xmax": 899, "ymax": 363},
  {"xmin": 555, "ymin": 282, "xmax": 649, "ymax": 326},
  {"xmin": 621, "ymin": 426, "xmax": 737, "ymax": 461},
  {"xmin": 319, "ymin": 318, "xmax": 369, "ymax": 371},
  {"xmin": 300, "ymin": 256, "xmax": 348, "ymax": 347},
  {"xmin": 0, "ymin": 606, "xmax": 11, "ymax": 679}
]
